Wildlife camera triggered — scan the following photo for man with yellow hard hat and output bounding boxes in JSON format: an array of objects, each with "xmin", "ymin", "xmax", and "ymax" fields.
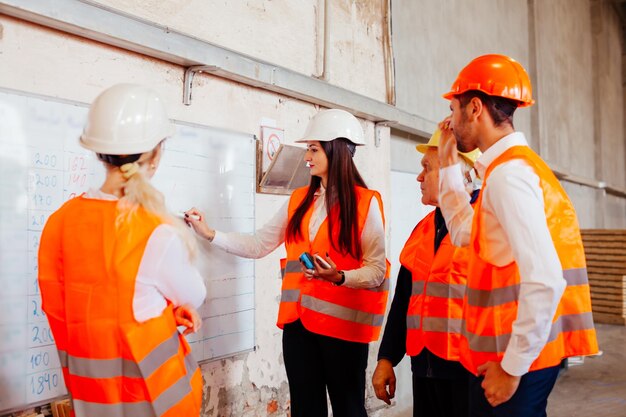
[
  {"xmin": 438, "ymin": 54, "xmax": 598, "ymax": 417},
  {"xmin": 372, "ymin": 129, "xmax": 479, "ymax": 417}
]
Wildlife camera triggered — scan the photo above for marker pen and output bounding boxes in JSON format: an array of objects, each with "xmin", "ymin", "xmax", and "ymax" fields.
[{"xmin": 177, "ymin": 212, "xmax": 201, "ymax": 221}]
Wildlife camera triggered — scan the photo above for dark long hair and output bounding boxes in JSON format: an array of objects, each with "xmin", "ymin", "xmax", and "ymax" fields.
[{"xmin": 286, "ymin": 138, "xmax": 367, "ymax": 259}]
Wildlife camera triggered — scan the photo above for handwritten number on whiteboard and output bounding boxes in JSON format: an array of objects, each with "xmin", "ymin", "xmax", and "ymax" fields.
[
  {"xmin": 34, "ymin": 153, "xmax": 58, "ymax": 168},
  {"xmin": 31, "ymin": 299, "xmax": 45, "ymax": 318},
  {"xmin": 31, "ymin": 326, "xmax": 54, "ymax": 344},
  {"xmin": 31, "ymin": 214, "xmax": 46, "ymax": 227},
  {"xmin": 30, "ymin": 351, "xmax": 50, "ymax": 370},
  {"xmin": 30, "ymin": 372, "xmax": 58, "ymax": 395}
]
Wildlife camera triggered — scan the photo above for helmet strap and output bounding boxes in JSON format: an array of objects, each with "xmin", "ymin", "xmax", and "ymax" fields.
[
  {"xmin": 97, "ymin": 153, "xmax": 142, "ymax": 167},
  {"xmin": 346, "ymin": 143, "xmax": 356, "ymax": 157}
]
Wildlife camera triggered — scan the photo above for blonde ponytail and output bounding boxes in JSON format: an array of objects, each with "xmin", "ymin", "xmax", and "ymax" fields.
[{"xmin": 115, "ymin": 153, "xmax": 197, "ymax": 260}]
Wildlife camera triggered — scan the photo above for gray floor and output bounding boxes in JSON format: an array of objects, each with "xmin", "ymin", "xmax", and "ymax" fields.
[{"xmin": 548, "ymin": 323, "xmax": 626, "ymax": 417}]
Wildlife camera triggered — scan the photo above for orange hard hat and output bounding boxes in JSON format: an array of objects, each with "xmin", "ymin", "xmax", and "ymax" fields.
[{"xmin": 443, "ymin": 54, "xmax": 534, "ymax": 107}]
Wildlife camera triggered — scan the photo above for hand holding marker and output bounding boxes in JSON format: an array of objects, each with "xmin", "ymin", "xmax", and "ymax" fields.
[
  {"xmin": 181, "ymin": 208, "xmax": 217, "ymax": 241},
  {"xmin": 178, "ymin": 212, "xmax": 200, "ymax": 221}
]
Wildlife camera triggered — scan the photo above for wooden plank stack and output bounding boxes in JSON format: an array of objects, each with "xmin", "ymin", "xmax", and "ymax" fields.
[
  {"xmin": 50, "ymin": 400, "xmax": 72, "ymax": 417},
  {"xmin": 581, "ymin": 229, "xmax": 626, "ymax": 325}
]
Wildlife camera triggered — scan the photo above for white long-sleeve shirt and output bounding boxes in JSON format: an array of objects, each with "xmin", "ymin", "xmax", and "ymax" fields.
[
  {"xmin": 212, "ymin": 186, "xmax": 387, "ymax": 289},
  {"xmin": 438, "ymin": 132, "xmax": 566, "ymax": 376},
  {"xmin": 85, "ymin": 189, "xmax": 206, "ymax": 322}
]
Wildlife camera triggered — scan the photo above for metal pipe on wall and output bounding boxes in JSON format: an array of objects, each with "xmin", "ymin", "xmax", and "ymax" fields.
[
  {"xmin": 314, "ymin": 0, "xmax": 328, "ymax": 80},
  {"xmin": 382, "ymin": 0, "xmax": 396, "ymax": 105}
]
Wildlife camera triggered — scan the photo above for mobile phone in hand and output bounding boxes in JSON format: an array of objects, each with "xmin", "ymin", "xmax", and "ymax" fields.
[
  {"xmin": 299, "ymin": 252, "xmax": 315, "ymax": 269},
  {"xmin": 315, "ymin": 254, "xmax": 331, "ymax": 269}
]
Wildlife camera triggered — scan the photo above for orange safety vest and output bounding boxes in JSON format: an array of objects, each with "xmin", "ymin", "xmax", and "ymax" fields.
[
  {"xmin": 403, "ymin": 209, "xmax": 472, "ymax": 361},
  {"xmin": 400, "ymin": 211, "xmax": 468, "ymax": 361},
  {"xmin": 459, "ymin": 146, "xmax": 599, "ymax": 374},
  {"xmin": 277, "ymin": 186, "xmax": 390, "ymax": 343},
  {"xmin": 39, "ymin": 197, "xmax": 202, "ymax": 417}
]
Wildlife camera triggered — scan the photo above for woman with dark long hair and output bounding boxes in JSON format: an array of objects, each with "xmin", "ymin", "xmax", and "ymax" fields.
[{"xmin": 186, "ymin": 109, "xmax": 388, "ymax": 417}]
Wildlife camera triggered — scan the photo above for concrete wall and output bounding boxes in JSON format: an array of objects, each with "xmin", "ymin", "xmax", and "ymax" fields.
[
  {"xmin": 535, "ymin": 0, "xmax": 595, "ymax": 175},
  {"xmin": 1, "ymin": 0, "xmax": 624, "ymax": 416},
  {"xmin": 592, "ymin": 0, "xmax": 626, "ymax": 226},
  {"xmin": 90, "ymin": 0, "xmax": 388, "ymax": 101},
  {"xmin": 392, "ymin": 0, "xmax": 532, "ymax": 141},
  {"xmin": 594, "ymin": 0, "xmax": 625, "ymax": 189},
  {"xmin": 392, "ymin": 0, "xmax": 625, "ymax": 229},
  {"xmin": 0, "ymin": 7, "xmax": 391, "ymax": 415}
]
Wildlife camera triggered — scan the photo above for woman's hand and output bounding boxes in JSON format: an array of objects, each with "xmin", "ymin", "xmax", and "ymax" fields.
[
  {"xmin": 184, "ymin": 207, "xmax": 216, "ymax": 241},
  {"xmin": 301, "ymin": 253, "xmax": 343, "ymax": 284},
  {"xmin": 174, "ymin": 304, "xmax": 202, "ymax": 335}
]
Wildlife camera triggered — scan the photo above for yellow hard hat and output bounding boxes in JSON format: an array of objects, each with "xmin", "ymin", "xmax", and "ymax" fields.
[{"xmin": 416, "ymin": 129, "xmax": 481, "ymax": 166}]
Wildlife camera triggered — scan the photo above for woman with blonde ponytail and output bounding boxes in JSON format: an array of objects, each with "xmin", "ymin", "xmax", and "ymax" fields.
[{"xmin": 38, "ymin": 84, "xmax": 205, "ymax": 417}]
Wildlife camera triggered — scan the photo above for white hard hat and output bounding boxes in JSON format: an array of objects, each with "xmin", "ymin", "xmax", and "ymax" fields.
[
  {"xmin": 80, "ymin": 84, "xmax": 175, "ymax": 155},
  {"xmin": 296, "ymin": 109, "xmax": 365, "ymax": 145}
]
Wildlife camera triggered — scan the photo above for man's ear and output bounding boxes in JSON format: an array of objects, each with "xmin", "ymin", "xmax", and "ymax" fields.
[{"xmin": 468, "ymin": 97, "xmax": 484, "ymax": 121}]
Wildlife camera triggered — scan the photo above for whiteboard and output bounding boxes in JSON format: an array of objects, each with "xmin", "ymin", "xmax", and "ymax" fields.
[{"xmin": 0, "ymin": 90, "xmax": 256, "ymax": 413}]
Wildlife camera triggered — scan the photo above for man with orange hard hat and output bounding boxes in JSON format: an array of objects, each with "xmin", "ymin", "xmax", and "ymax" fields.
[{"xmin": 437, "ymin": 54, "xmax": 598, "ymax": 417}]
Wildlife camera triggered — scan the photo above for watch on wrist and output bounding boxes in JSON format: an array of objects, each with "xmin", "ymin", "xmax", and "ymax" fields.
[{"xmin": 334, "ymin": 270, "xmax": 345, "ymax": 286}]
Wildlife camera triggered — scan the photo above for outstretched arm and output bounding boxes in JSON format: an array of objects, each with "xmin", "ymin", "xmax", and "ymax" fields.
[{"xmin": 185, "ymin": 200, "xmax": 288, "ymax": 259}]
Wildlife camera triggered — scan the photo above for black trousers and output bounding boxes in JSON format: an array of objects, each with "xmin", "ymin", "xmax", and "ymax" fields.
[
  {"xmin": 469, "ymin": 365, "xmax": 560, "ymax": 417},
  {"xmin": 412, "ymin": 372, "xmax": 470, "ymax": 417},
  {"xmin": 282, "ymin": 320, "xmax": 369, "ymax": 417}
]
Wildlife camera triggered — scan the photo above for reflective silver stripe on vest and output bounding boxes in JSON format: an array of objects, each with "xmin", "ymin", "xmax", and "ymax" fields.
[
  {"xmin": 301, "ymin": 295, "xmax": 384, "ymax": 327},
  {"xmin": 138, "ymin": 331, "xmax": 182, "ymax": 377},
  {"xmin": 425, "ymin": 283, "xmax": 466, "ymax": 299},
  {"xmin": 281, "ymin": 289, "xmax": 301, "ymax": 303},
  {"xmin": 464, "ymin": 311, "xmax": 595, "ymax": 353},
  {"xmin": 563, "ymin": 268, "xmax": 589, "ymax": 285},
  {"xmin": 66, "ymin": 353, "xmax": 144, "ymax": 379},
  {"xmin": 73, "ymin": 399, "xmax": 157, "ymax": 417},
  {"xmin": 153, "ymin": 367, "xmax": 193, "ymax": 415},
  {"xmin": 71, "ymin": 348, "xmax": 198, "ymax": 417},
  {"xmin": 466, "ymin": 285, "xmax": 519, "ymax": 308},
  {"xmin": 422, "ymin": 317, "xmax": 463, "ymax": 334},
  {"xmin": 62, "ymin": 331, "xmax": 181, "ymax": 379},
  {"xmin": 411, "ymin": 281, "xmax": 425, "ymax": 296},
  {"xmin": 547, "ymin": 312, "xmax": 595, "ymax": 341},
  {"xmin": 463, "ymin": 326, "xmax": 511, "ymax": 353},
  {"xmin": 467, "ymin": 268, "xmax": 589, "ymax": 308},
  {"xmin": 406, "ymin": 314, "xmax": 421, "ymax": 330},
  {"xmin": 281, "ymin": 260, "xmax": 302, "ymax": 278},
  {"xmin": 58, "ymin": 349, "xmax": 68, "ymax": 367}
]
